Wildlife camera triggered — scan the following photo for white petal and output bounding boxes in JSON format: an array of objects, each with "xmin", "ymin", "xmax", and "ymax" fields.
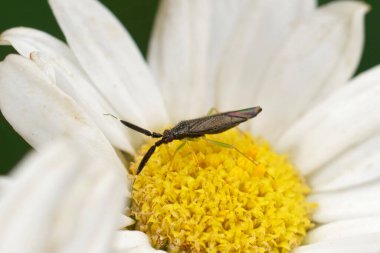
[
  {"xmin": 1, "ymin": 27, "xmax": 137, "ymax": 151},
  {"xmin": 0, "ymin": 55, "xmax": 128, "ymax": 182},
  {"xmin": 309, "ymin": 133, "xmax": 380, "ymax": 192},
  {"xmin": 118, "ymin": 214, "xmax": 135, "ymax": 228},
  {"xmin": 0, "ymin": 54, "xmax": 91, "ymax": 148},
  {"xmin": 216, "ymin": 0, "xmax": 315, "ymax": 116},
  {"xmin": 294, "ymin": 233, "xmax": 380, "ymax": 253},
  {"xmin": 118, "ymin": 246, "xmax": 165, "ymax": 253},
  {"xmin": 0, "ymin": 141, "xmax": 124, "ymax": 253},
  {"xmin": 208, "ymin": 0, "xmax": 251, "ymax": 75},
  {"xmin": 31, "ymin": 51, "xmax": 136, "ymax": 152},
  {"xmin": 113, "ymin": 231, "xmax": 151, "ymax": 250},
  {"xmin": 0, "ymin": 177, "xmax": 12, "ymax": 196},
  {"xmin": 0, "ymin": 27, "xmax": 78, "ymax": 65},
  {"xmin": 59, "ymin": 168, "xmax": 123, "ymax": 253},
  {"xmin": 309, "ymin": 2, "xmax": 367, "ymax": 101},
  {"xmin": 251, "ymin": 1, "xmax": 368, "ymax": 142},
  {"xmin": 309, "ymin": 180, "xmax": 380, "ymax": 223},
  {"xmin": 277, "ymin": 65, "xmax": 380, "ymax": 175},
  {"xmin": 148, "ymin": 0, "xmax": 212, "ymax": 121},
  {"xmin": 49, "ymin": 0, "xmax": 169, "ymax": 130},
  {"xmin": 305, "ymin": 217, "xmax": 380, "ymax": 244}
]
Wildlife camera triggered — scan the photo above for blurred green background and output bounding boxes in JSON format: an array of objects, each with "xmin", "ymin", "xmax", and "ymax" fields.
[{"xmin": 0, "ymin": 0, "xmax": 379, "ymax": 174}]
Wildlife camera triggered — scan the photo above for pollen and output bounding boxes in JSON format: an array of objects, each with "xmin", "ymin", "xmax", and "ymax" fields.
[{"xmin": 130, "ymin": 129, "xmax": 314, "ymax": 253}]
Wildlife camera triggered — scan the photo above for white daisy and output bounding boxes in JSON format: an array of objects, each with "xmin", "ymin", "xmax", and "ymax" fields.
[{"xmin": 1, "ymin": 0, "xmax": 379, "ymax": 252}]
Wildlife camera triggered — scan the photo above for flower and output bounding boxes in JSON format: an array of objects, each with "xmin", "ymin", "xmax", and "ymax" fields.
[{"xmin": 1, "ymin": 0, "xmax": 380, "ymax": 252}]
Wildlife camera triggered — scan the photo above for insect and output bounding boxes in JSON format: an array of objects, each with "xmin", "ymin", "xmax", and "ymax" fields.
[{"xmin": 120, "ymin": 106, "xmax": 262, "ymax": 174}]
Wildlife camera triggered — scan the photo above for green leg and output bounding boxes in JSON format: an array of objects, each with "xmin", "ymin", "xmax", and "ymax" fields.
[
  {"xmin": 203, "ymin": 137, "xmax": 258, "ymax": 165},
  {"xmin": 207, "ymin": 107, "xmax": 219, "ymax": 116},
  {"xmin": 169, "ymin": 139, "xmax": 199, "ymax": 169}
]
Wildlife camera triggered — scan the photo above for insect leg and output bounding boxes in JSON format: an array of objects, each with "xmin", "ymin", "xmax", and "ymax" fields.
[
  {"xmin": 121, "ymin": 120, "xmax": 162, "ymax": 138},
  {"xmin": 168, "ymin": 141, "xmax": 187, "ymax": 169},
  {"xmin": 137, "ymin": 139, "xmax": 165, "ymax": 174},
  {"xmin": 169, "ymin": 140, "xmax": 200, "ymax": 171},
  {"xmin": 173, "ymin": 141, "xmax": 187, "ymax": 157},
  {"xmin": 203, "ymin": 138, "xmax": 258, "ymax": 165},
  {"xmin": 207, "ymin": 107, "xmax": 219, "ymax": 116},
  {"xmin": 186, "ymin": 142, "xmax": 200, "ymax": 168}
]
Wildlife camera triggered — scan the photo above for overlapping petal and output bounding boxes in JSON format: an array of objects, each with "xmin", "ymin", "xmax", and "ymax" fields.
[
  {"xmin": 49, "ymin": 0, "xmax": 169, "ymax": 130},
  {"xmin": 309, "ymin": 180, "xmax": 380, "ymax": 223},
  {"xmin": 251, "ymin": 1, "xmax": 368, "ymax": 142},
  {"xmin": 294, "ymin": 232, "xmax": 380, "ymax": 253},
  {"xmin": 309, "ymin": 133, "xmax": 380, "ymax": 192},
  {"xmin": 149, "ymin": 0, "xmax": 317, "ymax": 123},
  {"xmin": 305, "ymin": 217, "xmax": 380, "ymax": 243},
  {"xmin": 208, "ymin": 0, "xmax": 252, "ymax": 74},
  {"xmin": 113, "ymin": 231, "xmax": 164, "ymax": 253},
  {"xmin": 0, "ymin": 27, "xmax": 137, "ymax": 152},
  {"xmin": 215, "ymin": 0, "xmax": 315, "ymax": 114},
  {"xmin": 0, "ymin": 55, "xmax": 127, "ymax": 182},
  {"xmin": 0, "ymin": 27, "xmax": 78, "ymax": 65},
  {"xmin": 0, "ymin": 177, "xmax": 11, "ymax": 196},
  {"xmin": 0, "ymin": 141, "xmax": 124, "ymax": 253},
  {"xmin": 278, "ymin": 65, "xmax": 380, "ymax": 175},
  {"xmin": 118, "ymin": 214, "xmax": 135, "ymax": 229},
  {"xmin": 148, "ymin": 0, "xmax": 212, "ymax": 121}
]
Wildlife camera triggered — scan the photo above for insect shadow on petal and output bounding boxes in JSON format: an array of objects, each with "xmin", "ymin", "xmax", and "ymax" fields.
[{"xmin": 109, "ymin": 106, "xmax": 262, "ymax": 175}]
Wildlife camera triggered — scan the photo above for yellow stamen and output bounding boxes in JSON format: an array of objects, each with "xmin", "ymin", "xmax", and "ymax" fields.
[{"xmin": 130, "ymin": 129, "xmax": 314, "ymax": 252}]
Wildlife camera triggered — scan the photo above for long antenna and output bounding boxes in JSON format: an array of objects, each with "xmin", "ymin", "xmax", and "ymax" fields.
[
  {"xmin": 120, "ymin": 120, "xmax": 162, "ymax": 138},
  {"xmin": 104, "ymin": 113, "xmax": 162, "ymax": 138}
]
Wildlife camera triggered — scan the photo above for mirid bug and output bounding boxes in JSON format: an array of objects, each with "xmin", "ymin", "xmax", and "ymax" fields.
[{"xmin": 120, "ymin": 106, "xmax": 262, "ymax": 174}]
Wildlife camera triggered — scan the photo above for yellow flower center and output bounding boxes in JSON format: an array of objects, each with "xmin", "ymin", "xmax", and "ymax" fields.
[{"xmin": 130, "ymin": 129, "xmax": 314, "ymax": 252}]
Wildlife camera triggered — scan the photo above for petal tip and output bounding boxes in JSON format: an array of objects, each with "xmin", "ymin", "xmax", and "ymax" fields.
[
  {"xmin": 0, "ymin": 27, "xmax": 32, "ymax": 46},
  {"xmin": 322, "ymin": 0, "xmax": 370, "ymax": 18},
  {"xmin": 0, "ymin": 33, "xmax": 10, "ymax": 46}
]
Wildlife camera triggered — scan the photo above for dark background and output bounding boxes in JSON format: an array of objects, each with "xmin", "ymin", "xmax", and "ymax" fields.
[{"xmin": 1, "ymin": 0, "xmax": 379, "ymax": 174}]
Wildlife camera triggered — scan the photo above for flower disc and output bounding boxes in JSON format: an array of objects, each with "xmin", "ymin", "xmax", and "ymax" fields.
[{"xmin": 131, "ymin": 129, "xmax": 314, "ymax": 252}]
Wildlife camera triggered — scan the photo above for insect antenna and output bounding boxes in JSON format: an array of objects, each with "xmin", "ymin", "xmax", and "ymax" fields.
[
  {"xmin": 104, "ymin": 113, "xmax": 162, "ymax": 138},
  {"xmin": 119, "ymin": 120, "xmax": 162, "ymax": 138}
]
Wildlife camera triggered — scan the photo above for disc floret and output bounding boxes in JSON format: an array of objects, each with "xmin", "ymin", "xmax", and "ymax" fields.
[{"xmin": 131, "ymin": 129, "xmax": 314, "ymax": 252}]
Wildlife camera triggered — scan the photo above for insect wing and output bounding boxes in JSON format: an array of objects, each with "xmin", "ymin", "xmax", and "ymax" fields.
[
  {"xmin": 226, "ymin": 107, "xmax": 262, "ymax": 119},
  {"xmin": 173, "ymin": 107, "xmax": 262, "ymax": 136}
]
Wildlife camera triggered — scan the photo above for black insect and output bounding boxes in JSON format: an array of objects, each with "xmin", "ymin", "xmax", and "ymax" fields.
[{"xmin": 120, "ymin": 107, "xmax": 262, "ymax": 174}]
